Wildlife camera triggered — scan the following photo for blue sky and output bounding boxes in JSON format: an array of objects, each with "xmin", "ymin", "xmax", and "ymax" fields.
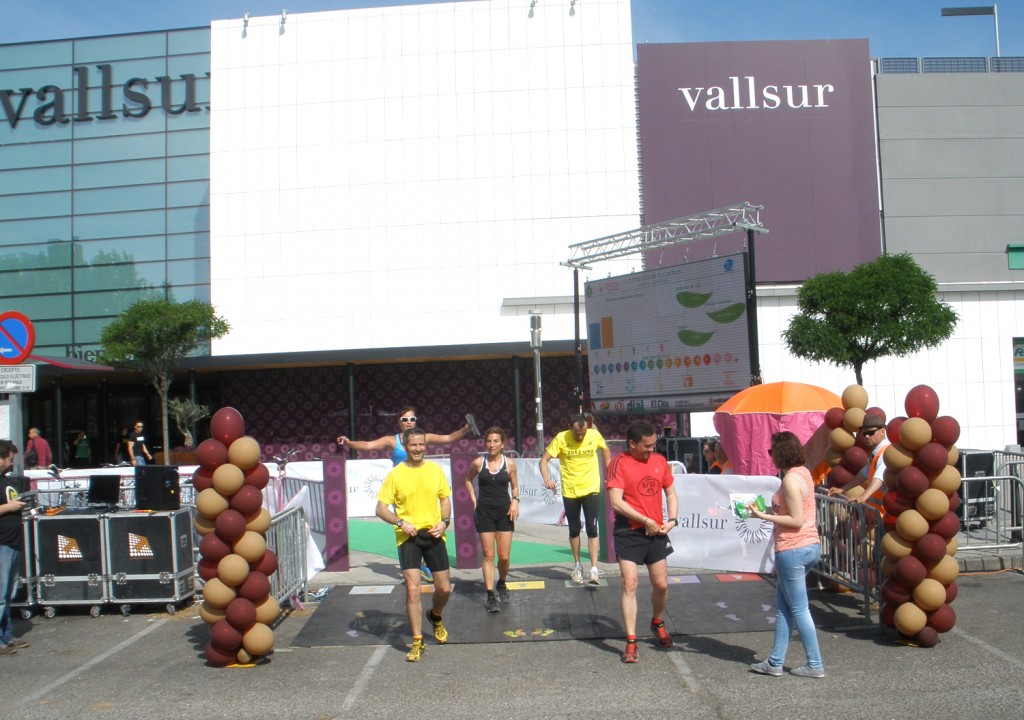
[{"xmin": 1, "ymin": 1, "xmax": 1018, "ymax": 57}]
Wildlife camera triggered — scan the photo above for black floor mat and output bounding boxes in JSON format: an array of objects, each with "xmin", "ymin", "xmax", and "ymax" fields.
[{"xmin": 292, "ymin": 574, "xmax": 776, "ymax": 647}]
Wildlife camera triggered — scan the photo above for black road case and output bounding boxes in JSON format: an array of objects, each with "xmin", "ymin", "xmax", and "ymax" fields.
[
  {"xmin": 105, "ymin": 509, "xmax": 195, "ymax": 615},
  {"xmin": 33, "ymin": 512, "xmax": 109, "ymax": 617}
]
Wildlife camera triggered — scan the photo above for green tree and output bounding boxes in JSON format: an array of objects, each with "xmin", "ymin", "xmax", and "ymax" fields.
[
  {"xmin": 168, "ymin": 397, "xmax": 210, "ymax": 448},
  {"xmin": 782, "ymin": 253, "xmax": 957, "ymax": 385},
  {"xmin": 100, "ymin": 299, "xmax": 230, "ymax": 459}
]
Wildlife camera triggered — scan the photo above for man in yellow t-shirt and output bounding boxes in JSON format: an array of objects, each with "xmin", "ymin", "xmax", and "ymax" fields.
[
  {"xmin": 540, "ymin": 414, "xmax": 612, "ymax": 586},
  {"xmin": 375, "ymin": 428, "xmax": 452, "ymax": 662}
]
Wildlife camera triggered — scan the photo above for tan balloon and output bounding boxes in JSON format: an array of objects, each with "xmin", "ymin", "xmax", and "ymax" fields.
[
  {"xmin": 194, "ymin": 514, "xmax": 217, "ymax": 536},
  {"xmin": 242, "ymin": 622, "xmax": 275, "ymax": 656},
  {"xmin": 947, "ymin": 445, "xmax": 959, "ymax": 467},
  {"xmin": 236, "ymin": 648, "xmax": 254, "ymax": 665},
  {"xmin": 233, "ymin": 531, "xmax": 267, "ymax": 564},
  {"xmin": 202, "ymin": 577, "xmax": 237, "ymax": 609},
  {"xmin": 824, "ymin": 447, "xmax": 842, "ymax": 467},
  {"xmin": 841, "ymin": 384, "xmax": 869, "ymax": 411},
  {"xmin": 842, "ymin": 407, "xmax": 866, "ymax": 433},
  {"xmin": 912, "ymin": 578, "xmax": 946, "ymax": 612},
  {"xmin": 916, "ymin": 488, "xmax": 950, "ymax": 521},
  {"xmin": 899, "ymin": 417, "xmax": 933, "ymax": 451},
  {"xmin": 255, "ymin": 595, "xmax": 282, "ymax": 625},
  {"xmin": 217, "ymin": 553, "xmax": 250, "ymax": 587},
  {"xmin": 895, "ymin": 509, "xmax": 929, "ymax": 542},
  {"xmin": 883, "ymin": 443, "xmax": 914, "ymax": 471},
  {"xmin": 213, "ymin": 464, "xmax": 245, "ymax": 497},
  {"xmin": 945, "ymin": 536, "xmax": 959, "ymax": 556},
  {"xmin": 928, "ymin": 554, "xmax": 959, "ymax": 585},
  {"xmin": 228, "ymin": 436, "xmax": 262, "ymax": 470},
  {"xmin": 830, "ymin": 427, "xmax": 856, "ymax": 451},
  {"xmin": 245, "ymin": 507, "xmax": 272, "ymax": 534},
  {"xmin": 196, "ymin": 488, "xmax": 230, "ymax": 520},
  {"xmin": 894, "ymin": 601, "xmax": 927, "ymax": 636},
  {"xmin": 881, "ymin": 530, "xmax": 914, "ymax": 561},
  {"xmin": 930, "ymin": 465, "xmax": 962, "ymax": 495},
  {"xmin": 199, "ymin": 601, "xmax": 227, "ymax": 625}
]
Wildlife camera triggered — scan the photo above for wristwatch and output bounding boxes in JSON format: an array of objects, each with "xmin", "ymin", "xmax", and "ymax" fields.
[
  {"xmin": 395, "ymin": 518, "xmax": 404, "ymax": 528},
  {"xmin": 511, "ymin": 496, "xmax": 519, "ymax": 501},
  {"xmin": 441, "ymin": 517, "xmax": 451, "ymax": 527}
]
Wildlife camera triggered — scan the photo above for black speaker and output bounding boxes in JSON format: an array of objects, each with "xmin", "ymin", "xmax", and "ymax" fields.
[
  {"xmin": 956, "ymin": 451, "xmax": 995, "ymax": 525},
  {"xmin": 134, "ymin": 465, "xmax": 180, "ymax": 511}
]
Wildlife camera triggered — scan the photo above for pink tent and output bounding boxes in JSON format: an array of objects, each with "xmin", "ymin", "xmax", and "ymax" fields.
[{"xmin": 713, "ymin": 381, "xmax": 841, "ymax": 476}]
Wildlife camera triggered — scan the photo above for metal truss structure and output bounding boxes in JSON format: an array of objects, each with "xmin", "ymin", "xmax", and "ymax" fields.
[{"xmin": 563, "ymin": 202, "xmax": 765, "ymax": 270}]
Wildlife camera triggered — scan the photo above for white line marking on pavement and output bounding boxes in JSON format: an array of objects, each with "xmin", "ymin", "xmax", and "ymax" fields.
[
  {"xmin": 14, "ymin": 618, "xmax": 169, "ymax": 708},
  {"xmin": 336, "ymin": 645, "xmax": 388, "ymax": 716},
  {"xmin": 669, "ymin": 650, "xmax": 699, "ymax": 692},
  {"xmin": 950, "ymin": 626, "xmax": 1024, "ymax": 670}
]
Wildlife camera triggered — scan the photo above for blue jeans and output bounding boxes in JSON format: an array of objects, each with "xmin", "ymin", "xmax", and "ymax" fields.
[
  {"xmin": 769, "ymin": 543, "xmax": 823, "ymax": 669},
  {"xmin": 0, "ymin": 544, "xmax": 22, "ymax": 645}
]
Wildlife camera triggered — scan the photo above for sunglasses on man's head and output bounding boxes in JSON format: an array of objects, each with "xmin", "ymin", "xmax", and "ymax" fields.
[{"xmin": 400, "ymin": 416, "xmax": 417, "ymax": 423}]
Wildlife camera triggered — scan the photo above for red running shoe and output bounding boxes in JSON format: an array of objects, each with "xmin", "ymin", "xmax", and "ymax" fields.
[
  {"xmin": 651, "ymin": 619, "xmax": 673, "ymax": 648},
  {"xmin": 621, "ymin": 640, "xmax": 639, "ymax": 664}
]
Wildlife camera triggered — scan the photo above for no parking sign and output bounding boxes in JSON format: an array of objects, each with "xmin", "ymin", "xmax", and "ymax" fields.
[{"xmin": 0, "ymin": 311, "xmax": 35, "ymax": 365}]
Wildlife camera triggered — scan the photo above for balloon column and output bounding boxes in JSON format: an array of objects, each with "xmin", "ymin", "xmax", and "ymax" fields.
[
  {"xmin": 194, "ymin": 407, "xmax": 281, "ymax": 666},
  {"xmin": 877, "ymin": 385, "xmax": 961, "ymax": 647}
]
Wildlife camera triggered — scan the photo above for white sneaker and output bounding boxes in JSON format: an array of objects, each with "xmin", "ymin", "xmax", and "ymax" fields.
[
  {"xmin": 570, "ymin": 564, "xmax": 584, "ymax": 584},
  {"xmin": 588, "ymin": 567, "xmax": 601, "ymax": 586}
]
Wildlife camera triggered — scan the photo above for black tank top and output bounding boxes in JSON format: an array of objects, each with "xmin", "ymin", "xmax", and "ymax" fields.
[{"xmin": 477, "ymin": 455, "xmax": 511, "ymax": 509}]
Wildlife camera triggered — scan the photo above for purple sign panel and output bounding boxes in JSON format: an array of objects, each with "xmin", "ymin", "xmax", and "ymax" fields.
[{"xmin": 637, "ymin": 40, "xmax": 881, "ymax": 282}]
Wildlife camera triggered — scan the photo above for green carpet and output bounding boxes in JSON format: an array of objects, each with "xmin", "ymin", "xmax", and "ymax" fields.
[{"xmin": 348, "ymin": 518, "xmax": 575, "ymax": 565}]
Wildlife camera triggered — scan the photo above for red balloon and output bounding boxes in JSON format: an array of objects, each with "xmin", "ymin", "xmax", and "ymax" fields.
[
  {"xmin": 853, "ymin": 432, "xmax": 872, "ymax": 452},
  {"xmin": 914, "ymin": 443, "xmax": 949, "ymax": 475},
  {"xmin": 916, "ymin": 626, "xmax": 940, "ymax": 647},
  {"xmin": 244, "ymin": 463, "xmax": 270, "ymax": 490},
  {"xmin": 864, "ymin": 407, "xmax": 887, "ymax": 425},
  {"xmin": 205, "ymin": 639, "xmax": 236, "ymax": 667},
  {"xmin": 196, "ymin": 438, "xmax": 229, "ymax": 471},
  {"xmin": 199, "ymin": 533, "xmax": 231, "ymax": 563},
  {"xmin": 881, "ymin": 579, "xmax": 912, "ymax": 605},
  {"xmin": 225, "ymin": 597, "xmax": 257, "ymax": 632},
  {"xmin": 886, "ymin": 417, "xmax": 907, "ymax": 446},
  {"xmin": 211, "ymin": 619, "xmax": 243, "ymax": 650},
  {"xmin": 880, "ymin": 601, "xmax": 897, "ymax": 628},
  {"xmin": 896, "ymin": 467, "xmax": 930, "ymax": 498},
  {"xmin": 945, "ymin": 580, "xmax": 959, "ymax": 604},
  {"xmin": 229, "ymin": 486, "xmax": 264, "ymax": 516},
  {"xmin": 211, "ymin": 407, "xmax": 246, "ymax": 446},
  {"xmin": 930, "ymin": 511, "xmax": 960, "ymax": 540},
  {"xmin": 905, "ymin": 385, "xmax": 940, "ymax": 423},
  {"xmin": 197, "ymin": 558, "xmax": 220, "ymax": 581},
  {"xmin": 192, "ymin": 467, "xmax": 215, "ymax": 493},
  {"xmin": 893, "ymin": 555, "xmax": 927, "ymax": 587},
  {"xmin": 215, "ymin": 509, "xmax": 248, "ymax": 543},
  {"xmin": 912, "ymin": 533, "xmax": 947, "ymax": 564},
  {"xmin": 238, "ymin": 571, "xmax": 272, "ymax": 602},
  {"xmin": 882, "ymin": 489, "xmax": 914, "ymax": 516},
  {"xmin": 828, "ymin": 465, "xmax": 853, "ymax": 488},
  {"xmin": 841, "ymin": 446, "xmax": 869, "ymax": 474},
  {"xmin": 251, "ymin": 548, "xmax": 279, "ymax": 576},
  {"xmin": 927, "ymin": 603, "xmax": 956, "ymax": 633},
  {"xmin": 882, "ymin": 513, "xmax": 898, "ymax": 533},
  {"xmin": 824, "ymin": 406, "xmax": 846, "ymax": 430},
  {"xmin": 930, "ymin": 416, "xmax": 960, "ymax": 447},
  {"xmin": 947, "ymin": 491, "xmax": 961, "ymax": 514}
]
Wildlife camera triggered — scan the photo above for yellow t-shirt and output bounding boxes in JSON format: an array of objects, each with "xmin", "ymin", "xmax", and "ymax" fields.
[
  {"xmin": 545, "ymin": 428, "xmax": 607, "ymax": 499},
  {"xmin": 376, "ymin": 460, "xmax": 451, "ymax": 546}
]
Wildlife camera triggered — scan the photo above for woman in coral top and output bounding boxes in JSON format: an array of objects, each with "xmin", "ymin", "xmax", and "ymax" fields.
[{"xmin": 748, "ymin": 431, "xmax": 825, "ymax": 679}]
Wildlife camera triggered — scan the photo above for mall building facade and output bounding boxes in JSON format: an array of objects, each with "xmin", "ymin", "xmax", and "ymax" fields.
[{"xmin": 2, "ymin": 0, "xmax": 1023, "ymax": 464}]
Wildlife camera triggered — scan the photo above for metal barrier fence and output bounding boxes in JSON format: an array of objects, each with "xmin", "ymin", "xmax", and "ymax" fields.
[
  {"xmin": 954, "ymin": 469, "xmax": 1024, "ymax": 567},
  {"xmin": 812, "ymin": 492, "xmax": 883, "ymax": 623},
  {"xmin": 280, "ymin": 475, "xmax": 325, "ymax": 535},
  {"xmin": 265, "ymin": 505, "xmax": 309, "ymax": 605}
]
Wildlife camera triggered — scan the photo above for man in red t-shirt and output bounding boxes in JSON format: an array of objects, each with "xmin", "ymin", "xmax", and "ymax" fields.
[{"xmin": 607, "ymin": 420, "xmax": 678, "ymax": 664}]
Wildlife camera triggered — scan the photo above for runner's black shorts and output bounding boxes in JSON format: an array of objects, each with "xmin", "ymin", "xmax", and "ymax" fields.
[
  {"xmin": 398, "ymin": 533, "xmax": 450, "ymax": 573},
  {"xmin": 475, "ymin": 503, "xmax": 514, "ymax": 533},
  {"xmin": 613, "ymin": 526, "xmax": 674, "ymax": 566}
]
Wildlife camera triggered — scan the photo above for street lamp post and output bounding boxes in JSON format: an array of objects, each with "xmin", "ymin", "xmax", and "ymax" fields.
[
  {"xmin": 941, "ymin": 4, "xmax": 1000, "ymax": 57},
  {"xmin": 530, "ymin": 314, "xmax": 544, "ymax": 453}
]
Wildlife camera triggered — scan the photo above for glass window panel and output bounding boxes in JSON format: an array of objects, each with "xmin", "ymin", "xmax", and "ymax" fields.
[
  {"xmin": 0, "ymin": 166, "xmax": 71, "ymax": 195},
  {"xmin": 167, "ymin": 259, "xmax": 209, "ymax": 286},
  {"xmin": 167, "ymin": 284, "xmax": 211, "ymax": 303},
  {"xmin": 74, "ymin": 33, "xmax": 168, "ymax": 64},
  {"xmin": 0, "ymin": 217, "xmax": 71, "ymax": 246},
  {"xmin": 73, "ymin": 317, "xmax": 115, "ymax": 346},
  {"xmin": 0, "ymin": 267, "xmax": 72, "ymax": 297},
  {"xmin": 3, "ymin": 140, "xmax": 72, "ymax": 170},
  {"xmin": 74, "ymin": 158, "xmax": 165, "ymax": 189},
  {"xmin": 74, "ymin": 184, "xmax": 165, "ymax": 215},
  {"xmin": 78, "ymin": 59, "xmax": 167, "ymax": 87},
  {"xmin": 0, "ymin": 41, "xmax": 72, "ymax": 69},
  {"xmin": 168, "ymin": 53, "xmax": 209, "ymax": 76},
  {"xmin": 74, "ymin": 288, "xmax": 159, "ymax": 318},
  {"xmin": 167, "ymin": 155, "xmax": 208, "ymax": 182},
  {"xmin": 166, "ymin": 128, "xmax": 208, "ymax": 156},
  {"xmin": 166, "ymin": 110, "xmax": 209, "ymax": 131},
  {"xmin": 30, "ymin": 319, "xmax": 74, "ymax": 347},
  {"xmin": 73, "ymin": 262, "xmax": 161, "ymax": 293},
  {"xmin": 167, "ymin": 206, "xmax": 209, "ymax": 234},
  {"xmin": 168, "ymin": 29, "xmax": 210, "ymax": 56},
  {"xmin": 0, "ymin": 66, "xmax": 70, "ymax": 88},
  {"xmin": 0, "ymin": 242, "xmax": 73, "ymax": 270},
  {"xmin": 75, "ymin": 236, "xmax": 166, "ymax": 265},
  {"xmin": 5, "ymin": 294, "xmax": 72, "ymax": 320},
  {"xmin": 0, "ymin": 115, "xmax": 73, "ymax": 144},
  {"xmin": 167, "ymin": 232, "xmax": 209, "ymax": 260},
  {"xmin": 72, "ymin": 99, "xmax": 169, "ymax": 139},
  {"xmin": 73, "ymin": 209, "xmax": 165, "ymax": 240},
  {"xmin": 167, "ymin": 180, "xmax": 208, "ymax": 208},
  {"xmin": 73, "ymin": 133, "xmax": 165, "ymax": 164},
  {"xmin": 0, "ymin": 191, "xmax": 71, "ymax": 219}
]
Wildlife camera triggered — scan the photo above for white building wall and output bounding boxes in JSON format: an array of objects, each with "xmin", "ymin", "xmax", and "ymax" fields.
[{"xmin": 209, "ymin": 0, "xmax": 640, "ymax": 354}]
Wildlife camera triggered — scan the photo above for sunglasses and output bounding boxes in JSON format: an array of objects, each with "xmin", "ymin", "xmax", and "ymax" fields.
[
  {"xmin": 858, "ymin": 428, "xmax": 881, "ymax": 437},
  {"xmin": 400, "ymin": 416, "xmax": 417, "ymax": 423}
]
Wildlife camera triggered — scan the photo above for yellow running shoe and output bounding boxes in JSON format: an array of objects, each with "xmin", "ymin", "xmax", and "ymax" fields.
[
  {"xmin": 406, "ymin": 639, "xmax": 426, "ymax": 662},
  {"xmin": 427, "ymin": 610, "xmax": 448, "ymax": 644}
]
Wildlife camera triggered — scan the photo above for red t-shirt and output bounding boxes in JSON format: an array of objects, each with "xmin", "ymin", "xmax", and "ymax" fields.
[{"xmin": 606, "ymin": 452, "xmax": 674, "ymax": 530}]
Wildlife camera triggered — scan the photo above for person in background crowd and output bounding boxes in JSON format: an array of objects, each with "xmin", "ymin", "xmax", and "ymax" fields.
[
  {"xmin": 24, "ymin": 428, "xmax": 51, "ymax": 470},
  {"xmin": 748, "ymin": 431, "xmax": 825, "ymax": 679},
  {"xmin": 703, "ymin": 440, "xmax": 719, "ymax": 474},
  {"xmin": 0, "ymin": 439, "xmax": 29, "ymax": 656},
  {"xmin": 114, "ymin": 426, "xmax": 131, "ymax": 464},
  {"xmin": 71, "ymin": 431, "xmax": 92, "ymax": 468},
  {"xmin": 128, "ymin": 421, "xmax": 153, "ymax": 466},
  {"xmin": 827, "ymin": 412, "xmax": 889, "ymax": 514}
]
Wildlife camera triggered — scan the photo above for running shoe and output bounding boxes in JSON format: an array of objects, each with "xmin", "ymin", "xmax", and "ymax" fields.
[
  {"xmin": 0, "ymin": 644, "xmax": 17, "ymax": 656},
  {"xmin": 496, "ymin": 581, "xmax": 511, "ymax": 601},
  {"xmin": 406, "ymin": 639, "xmax": 426, "ymax": 662},
  {"xmin": 570, "ymin": 564, "xmax": 584, "ymax": 585},
  {"xmin": 588, "ymin": 567, "xmax": 601, "ymax": 586},
  {"xmin": 749, "ymin": 660, "xmax": 783, "ymax": 676},
  {"xmin": 621, "ymin": 640, "xmax": 639, "ymax": 664},
  {"xmin": 427, "ymin": 610, "xmax": 448, "ymax": 644},
  {"xmin": 650, "ymin": 619, "xmax": 673, "ymax": 648},
  {"xmin": 790, "ymin": 665, "xmax": 825, "ymax": 678},
  {"xmin": 420, "ymin": 563, "xmax": 434, "ymax": 583},
  {"xmin": 485, "ymin": 594, "xmax": 500, "ymax": 613}
]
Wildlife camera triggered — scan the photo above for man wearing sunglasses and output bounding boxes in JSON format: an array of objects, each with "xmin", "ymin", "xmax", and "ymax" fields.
[{"xmin": 827, "ymin": 412, "xmax": 889, "ymax": 511}]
